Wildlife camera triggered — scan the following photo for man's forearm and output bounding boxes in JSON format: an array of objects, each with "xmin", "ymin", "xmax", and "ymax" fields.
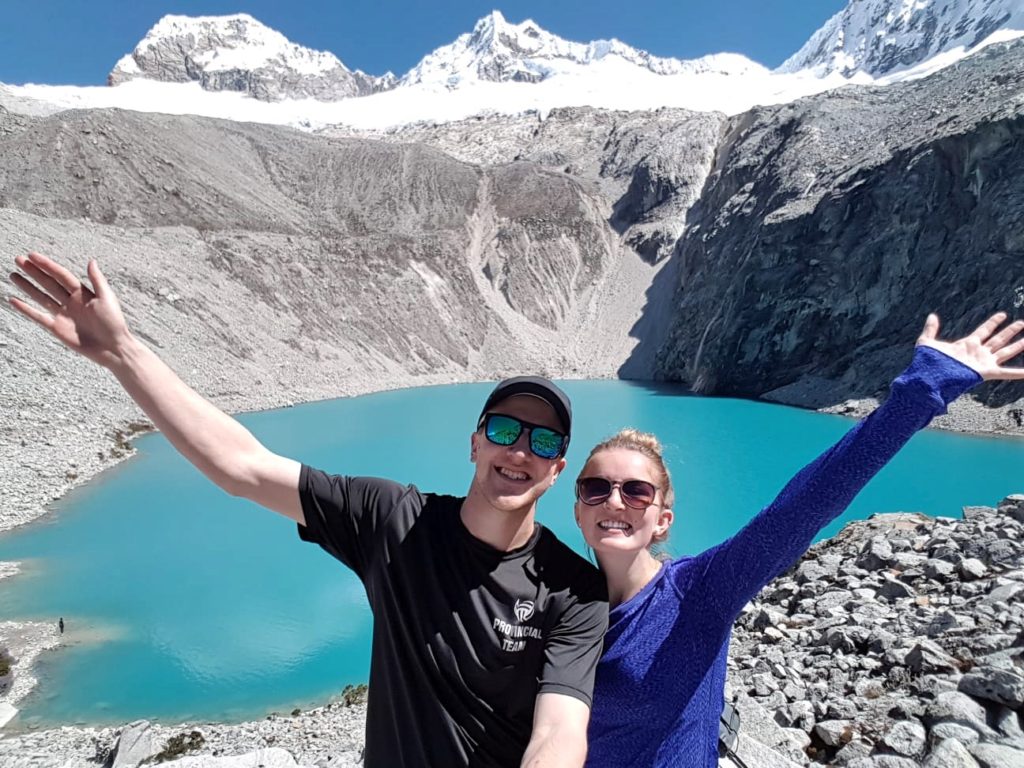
[
  {"xmin": 108, "ymin": 334, "xmax": 270, "ymax": 496},
  {"xmin": 520, "ymin": 727, "xmax": 587, "ymax": 768},
  {"xmin": 524, "ymin": 720, "xmax": 589, "ymax": 768}
]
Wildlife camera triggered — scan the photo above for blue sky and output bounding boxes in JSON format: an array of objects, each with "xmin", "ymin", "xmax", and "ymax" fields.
[{"xmin": 1, "ymin": 1, "xmax": 848, "ymax": 85}]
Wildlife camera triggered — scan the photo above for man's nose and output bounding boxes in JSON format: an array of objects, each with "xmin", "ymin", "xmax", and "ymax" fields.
[{"xmin": 506, "ymin": 431, "xmax": 531, "ymax": 457}]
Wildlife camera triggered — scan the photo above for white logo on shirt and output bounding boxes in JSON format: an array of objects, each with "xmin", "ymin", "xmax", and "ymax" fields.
[
  {"xmin": 514, "ymin": 599, "xmax": 535, "ymax": 622},
  {"xmin": 493, "ymin": 600, "xmax": 543, "ymax": 652}
]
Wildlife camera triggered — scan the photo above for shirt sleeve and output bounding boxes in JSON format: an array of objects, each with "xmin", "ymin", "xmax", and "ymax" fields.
[
  {"xmin": 679, "ymin": 345, "xmax": 982, "ymax": 623},
  {"xmin": 296, "ymin": 465, "xmax": 413, "ymax": 580},
  {"xmin": 538, "ymin": 567, "xmax": 609, "ymax": 707}
]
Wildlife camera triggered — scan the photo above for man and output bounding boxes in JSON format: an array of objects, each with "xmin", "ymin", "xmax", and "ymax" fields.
[{"xmin": 8, "ymin": 252, "xmax": 608, "ymax": 767}]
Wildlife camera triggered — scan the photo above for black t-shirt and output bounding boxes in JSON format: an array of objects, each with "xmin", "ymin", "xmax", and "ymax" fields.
[{"xmin": 297, "ymin": 466, "xmax": 608, "ymax": 768}]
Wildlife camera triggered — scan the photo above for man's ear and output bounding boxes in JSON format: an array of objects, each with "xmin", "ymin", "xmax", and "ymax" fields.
[
  {"xmin": 551, "ymin": 457, "xmax": 567, "ymax": 485},
  {"xmin": 470, "ymin": 432, "xmax": 479, "ymax": 462}
]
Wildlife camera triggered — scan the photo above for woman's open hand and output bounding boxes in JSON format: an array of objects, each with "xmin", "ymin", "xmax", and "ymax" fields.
[{"xmin": 917, "ymin": 312, "xmax": 1024, "ymax": 381}]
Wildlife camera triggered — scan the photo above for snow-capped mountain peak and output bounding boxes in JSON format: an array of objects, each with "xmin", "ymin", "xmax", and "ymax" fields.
[
  {"xmin": 109, "ymin": 13, "xmax": 392, "ymax": 102},
  {"xmin": 779, "ymin": 0, "xmax": 1024, "ymax": 77},
  {"xmin": 143, "ymin": 14, "xmax": 341, "ymax": 76},
  {"xmin": 401, "ymin": 10, "xmax": 765, "ymax": 87},
  {"xmin": 467, "ymin": 10, "xmax": 565, "ymax": 59}
]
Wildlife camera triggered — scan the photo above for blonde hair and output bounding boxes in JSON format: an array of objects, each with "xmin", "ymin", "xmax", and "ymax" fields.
[{"xmin": 580, "ymin": 428, "xmax": 675, "ymax": 544}]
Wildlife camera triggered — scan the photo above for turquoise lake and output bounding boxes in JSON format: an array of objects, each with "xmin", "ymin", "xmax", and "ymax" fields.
[{"xmin": 1, "ymin": 379, "xmax": 1022, "ymax": 730}]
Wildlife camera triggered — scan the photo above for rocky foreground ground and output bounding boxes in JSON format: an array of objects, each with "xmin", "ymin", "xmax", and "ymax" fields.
[
  {"xmin": 726, "ymin": 495, "xmax": 1024, "ymax": 767},
  {"xmin": 1, "ymin": 496, "xmax": 1021, "ymax": 767}
]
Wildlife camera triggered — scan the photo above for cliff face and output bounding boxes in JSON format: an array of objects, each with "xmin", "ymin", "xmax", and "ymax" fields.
[{"xmin": 655, "ymin": 39, "xmax": 1024, "ymax": 420}]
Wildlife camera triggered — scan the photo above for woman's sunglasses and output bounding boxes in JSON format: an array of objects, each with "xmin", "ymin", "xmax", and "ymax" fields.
[
  {"xmin": 479, "ymin": 413, "xmax": 568, "ymax": 460},
  {"xmin": 575, "ymin": 477, "xmax": 658, "ymax": 509}
]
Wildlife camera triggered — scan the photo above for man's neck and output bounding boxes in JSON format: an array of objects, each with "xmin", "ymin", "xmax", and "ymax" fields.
[{"xmin": 460, "ymin": 489, "xmax": 537, "ymax": 551}]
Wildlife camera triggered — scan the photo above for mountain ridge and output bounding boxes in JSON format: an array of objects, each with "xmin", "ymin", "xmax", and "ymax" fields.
[
  {"xmin": 781, "ymin": 0, "xmax": 1024, "ymax": 76},
  {"xmin": 398, "ymin": 10, "xmax": 765, "ymax": 88},
  {"xmin": 5, "ymin": 2, "xmax": 1023, "ymax": 130}
]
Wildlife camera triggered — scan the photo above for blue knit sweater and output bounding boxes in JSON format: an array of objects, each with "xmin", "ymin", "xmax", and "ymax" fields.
[{"xmin": 585, "ymin": 346, "xmax": 982, "ymax": 767}]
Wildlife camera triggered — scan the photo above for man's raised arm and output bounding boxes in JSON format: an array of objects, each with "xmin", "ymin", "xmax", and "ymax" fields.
[{"xmin": 9, "ymin": 252, "xmax": 304, "ymax": 524}]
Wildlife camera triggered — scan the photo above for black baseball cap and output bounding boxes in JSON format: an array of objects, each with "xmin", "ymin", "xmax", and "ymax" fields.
[{"xmin": 478, "ymin": 376, "xmax": 572, "ymax": 438}]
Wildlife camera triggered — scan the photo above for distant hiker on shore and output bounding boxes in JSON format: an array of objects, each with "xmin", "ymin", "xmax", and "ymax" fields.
[
  {"xmin": 572, "ymin": 312, "xmax": 1024, "ymax": 767},
  {"xmin": 8, "ymin": 252, "xmax": 607, "ymax": 768},
  {"xmin": 58, "ymin": 617, "xmax": 64, "ymax": 634}
]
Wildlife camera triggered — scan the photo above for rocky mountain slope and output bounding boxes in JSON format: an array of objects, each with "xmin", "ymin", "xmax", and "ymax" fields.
[
  {"xmin": 325, "ymin": 38, "xmax": 1024, "ymax": 425},
  {"xmin": 656, "ymin": 37, "xmax": 1024, "ymax": 426},
  {"xmin": 322, "ymin": 105, "xmax": 725, "ymax": 377}
]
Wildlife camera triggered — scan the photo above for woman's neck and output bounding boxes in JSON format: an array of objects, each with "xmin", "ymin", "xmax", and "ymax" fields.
[{"xmin": 597, "ymin": 549, "xmax": 664, "ymax": 608}]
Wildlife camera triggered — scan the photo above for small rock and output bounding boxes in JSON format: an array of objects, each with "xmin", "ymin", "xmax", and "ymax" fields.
[
  {"xmin": 112, "ymin": 720, "xmax": 159, "ymax": 768},
  {"xmin": 997, "ymin": 495, "xmax": 1024, "ymax": 524},
  {"xmin": 925, "ymin": 558, "xmax": 957, "ymax": 580},
  {"xmin": 814, "ymin": 719, "xmax": 854, "ymax": 748},
  {"xmin": 992, "ymin": 706, "xmax": 1024, "ymax": 740},
  {"xmin": 857, "ymin": 537, "xmax": 896, "ymax": 570},
  {"xmin": 960, "ymin": 558, "xmax": 988, "ymax": 580},
  {"xmin": 906, "ymin": 639, "xmax": 961, "ymax": 675},
  {"xmin": 924, "ymin": 692, "xmax": 989, "ymax": 732},
  {"xmin": 968, "ymin": 742, "xmax": 1024, "ymax": 768},
  {"xmin": 930, "ymin": 722, "xmax": 983, "ymax": 745},
  {"xmin": 923, "ymin": 738, "xmax": 981, "ymax": 768},
  {"xmin": 879, "ymin": 577, "xmax": 916, "ymax": 601},
  {"xmin": 881, "ymin": 719, "xmax": 926, "ymax": 758}
]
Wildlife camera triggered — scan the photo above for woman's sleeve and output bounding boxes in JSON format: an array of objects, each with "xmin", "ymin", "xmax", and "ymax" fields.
[{"xmin": 678, "ymin": 345, "xmax": 982, "ymax": 622}]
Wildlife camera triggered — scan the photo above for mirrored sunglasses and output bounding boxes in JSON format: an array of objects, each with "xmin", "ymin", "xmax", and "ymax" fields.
[
  {"xmin": 480, "ymin": 413, "xmax": 568, "ymax": 460},
  {"xmin": 575, "ymin": 477, "xmax": 658, "ymax": 509}
]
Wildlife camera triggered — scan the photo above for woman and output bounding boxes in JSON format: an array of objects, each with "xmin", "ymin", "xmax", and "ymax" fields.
[{"xmin": 575, "ymin": 313, "xmax": 1024, "ymax": 767}]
